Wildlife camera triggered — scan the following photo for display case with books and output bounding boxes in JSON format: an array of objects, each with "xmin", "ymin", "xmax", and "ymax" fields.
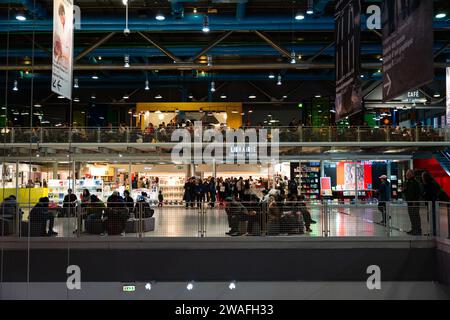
[
  {"xmin": 48, "ymin": 179, "xmax": 73, "ymax": 204},
  {"xmin": 300, "ymin": 162, "xmax": 321, "ymax": 200},
  {"xmin": 75, "ymin": 179, "xmax": 104, "ymax": 201}
]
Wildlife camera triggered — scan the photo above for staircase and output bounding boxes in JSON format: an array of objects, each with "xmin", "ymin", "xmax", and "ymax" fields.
[{"xmin": 434, "ymin": 149, "xmax": 450, "ymax": 177}]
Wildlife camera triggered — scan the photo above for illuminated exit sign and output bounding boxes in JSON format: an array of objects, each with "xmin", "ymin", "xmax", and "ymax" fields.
[{"xmin": 122, "ymin": 285, "xmax": 136, "ymax": 292}]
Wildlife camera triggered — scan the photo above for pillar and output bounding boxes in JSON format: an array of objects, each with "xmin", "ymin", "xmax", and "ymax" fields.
[
  {"xmin": 212, "ymin": 159, "xmax": 217, "ymax": 179},
  {"xmin": 354, "ymin": 161, "xmax": 358, "ymax": 203},
  {"xmin": 128, "ymin": 161, "xmax": 132, "ymax": 190},
  {"xmin": 52, "ymin": 162, "xmax": 58, "ymax": 180},
  {"xmin": 15, "ymin": 161, "xmax": 19, "ymax": 199}
]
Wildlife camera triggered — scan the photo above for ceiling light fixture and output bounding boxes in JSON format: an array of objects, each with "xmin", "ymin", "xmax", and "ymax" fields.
[
  {"xmin": 436, "ymin": 13, "xmax": 447, "ymax": 19},
  {"xmin": 249, "ymin": 95, "xmax": 256, "ymax": 99},
  {"xmin": 220, "ymin": 95, "xmax": 227, "ymax": 99},
  {"xmin": 145, "ymin": 80, "xmax": 149, "ymax": 91},
  {"xmin": 268, "ymin": 73, "xmax": 275, "ymax": 79},
  {"xmin": 277, "ymin": 75, "xmax": 282, "ymax": 86},
  {"xmin": 290, "ymin": 51, "xmax": 297, "ymax": 64},
  {"xmin": 155, "ymin": 94, "xmax": 162, "ymax": 99},
  {"xmin": 123, "ymin": 94, "xmax": 129, "ymax": 100},
  {"xmin": 433, "ymin": 93, "xmax": 441, "ymax": 98},
  {"xmin": 74, "ymin": 97, "xmax": 80, "ymax": 102},
  {"xmin": 15, "ymin": 12, "xmax": 26, "ymax": 21},
  {"xmin": 74, "ymin": 78, "xmax": 79, "ymax": 88},
  {"xmin": 295, "ymin": 11, "xmax": 305, "ymax": 20},
  {"xmin": 122, "ymin": 0, "xmax": 128, "ymax": 5},
  {"xmin": 156, "ymin": 12, "xmax": 165, "ymax": 21},
  {"xmin": 207, "ymin": 55, "xmax": 213, "ymax": 67},
  {"xmin": 306, "ymin": 0, "xmax": 314, "ymax": 15},
  {"xmin": 202, "ymin": 15, "xmax": 210, "ymax": 32},
  {"xmin": 124, "ymin": 54, "xmax": 130, "ymax": 68},
  {"xmin": 12, "ymin": 80, "xmax": 18, "ymax": 91},
  {"xmin": 34, "ymin": 104, "xmax": 42, "ymax": 108},
  {"xmin": 210, "ymin": 81, "xmax": 216, "ymax": 92},
  {"xmin": 193, "ymin": 8, "xmax": 197, "ymax": 14},
  {"xmin": 92, "ymin": 74, "xmax": 99, "ymax": 80}
]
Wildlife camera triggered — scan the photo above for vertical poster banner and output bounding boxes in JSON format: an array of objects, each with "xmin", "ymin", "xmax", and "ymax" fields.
[
  {"xmin": 447, "ymin": 68, "xmax": 450, "ymax": 125},
  {"xmin": 52, "ymin": 0, "xmax": 73, "ymax": 99},
  {"xmin": 335, "ymin": 0, "xmax": 362, "ymax": 121},
  {"xmin": 320, "ymin": 177, "xmax": 332, "ymax": 197},
  {"xmin": 382, "ymin": 0, "xmax": 434, "ymax": 102}
]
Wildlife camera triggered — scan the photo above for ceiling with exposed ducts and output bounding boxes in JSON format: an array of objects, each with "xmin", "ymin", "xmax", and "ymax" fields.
[{"xmin": 0, "ymin": 0, "xmax": 449, "ymax": 118}]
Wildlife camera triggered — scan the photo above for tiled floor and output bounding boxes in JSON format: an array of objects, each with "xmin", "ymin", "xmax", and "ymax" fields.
[{"xmin": 47, "ymin": 204, "xmax": 432, "ymax": 238}]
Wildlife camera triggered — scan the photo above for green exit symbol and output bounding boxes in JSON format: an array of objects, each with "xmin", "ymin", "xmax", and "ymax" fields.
[
  {"xmin": 298, "ymin": 103, "xmax": 303, "ymax": 108},
  {"xmin": 122, "ymin": 285, "xmax": 136, "ymax": 292}
]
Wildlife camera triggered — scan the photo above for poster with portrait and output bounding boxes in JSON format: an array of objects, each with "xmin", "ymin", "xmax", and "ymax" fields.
[
  {"xmin": 343, "ymin": 162, "xmax": 364, "ymax": 190},
  {"xmin": 51, "ymin": 0, "xmax": 73, "ymax": 100},
  {"xmin": 335, "ymin": 0, "xmax": 362, "ymax": 121}
]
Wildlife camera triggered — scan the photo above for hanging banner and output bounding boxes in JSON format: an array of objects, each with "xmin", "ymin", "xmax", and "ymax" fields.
[
  {"xmin": 447, "ymin": 68, "xmax": 450, "ymax": 125},
  {"xmin": 51, "ymin": 0, "xmax": 73, "ymax": 99},
  {"xmin": 382, "ymin": 0, "xmax": 434, "ymax": 102},
  {"xmin": 335, "ymin": 0, "xmax": 362, "ymax": 121}
]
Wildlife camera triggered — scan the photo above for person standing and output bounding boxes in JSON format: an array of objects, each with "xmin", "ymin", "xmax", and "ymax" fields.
[
  {"xmin": 403, "ymin": 170, "xmax": 422, "ymax": 235},
  {"xmin": 209, "ymin": 177, "xmax": 217, "ymax": 208},
  {"xmin": 63, "ymin": 188, "xmax": 78, "ymax": 217},
  {"xmin": 377, "ymin": 175, "xmax": 391, "ymax": 225},
  {"xmin": 123, "ymin": 190, "xmax": 134, "ymax": 213}
]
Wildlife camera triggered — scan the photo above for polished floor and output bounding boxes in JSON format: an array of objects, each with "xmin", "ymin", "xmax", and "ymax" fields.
[{"xmin": 46, "ymin": 204, "xmax": 432, "ymax": 238}]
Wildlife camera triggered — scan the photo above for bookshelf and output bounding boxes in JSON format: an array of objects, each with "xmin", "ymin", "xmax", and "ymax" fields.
[{"xmin": 300, "ymin": 162, "xmax": 321, "ymax": 200}]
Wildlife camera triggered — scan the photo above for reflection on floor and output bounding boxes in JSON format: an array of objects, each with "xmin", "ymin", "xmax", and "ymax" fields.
[{"xmin": 48, "ymin": 204, "xmax": 432, "ymax": 238}]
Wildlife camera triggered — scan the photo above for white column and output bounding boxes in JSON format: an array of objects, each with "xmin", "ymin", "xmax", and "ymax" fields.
[
  {"xmin": 15, "ymin": 161, "xmax": 19, "ymax": 199},
  {"xmin": 128, "ymin": 161, "xmax": 132, "ymax": 190}
]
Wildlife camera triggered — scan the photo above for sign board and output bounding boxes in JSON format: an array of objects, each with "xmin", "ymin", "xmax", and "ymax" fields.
[
  {"xmin": 335, "ymin": 0, "xmax": 362, "ymax": 120},
  {"xmin": 51, "ymin": 0, "xmax": 74, "ymax": 99},
  {"xmin": 320, "ymin": 177, "xmax": 333, "ymax": 197},
  {"xmin": 447, "ymin": 68, "xmax": 450, "ymax": 125},
  {"xmin": 122, "ymin": 285, "xmax": 136, "ymax": 292},
  {"xmin": 382, "ymin": 0, "xmax": 434, "ymax": 102}
]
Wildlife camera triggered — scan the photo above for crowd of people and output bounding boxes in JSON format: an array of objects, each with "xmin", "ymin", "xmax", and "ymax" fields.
[{"xmin": 3, "ymin": 119, "xmax": 445, "ymax": 144}]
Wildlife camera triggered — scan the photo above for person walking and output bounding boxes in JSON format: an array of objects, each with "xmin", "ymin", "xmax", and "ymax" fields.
[
  {"xmin": 403, "ymin": 170, "xmax": 422, "ymax": 235},
  {"xmin": 377, "ymin": 175, "xmax": 391, "ymax": 225},
  {"xmin": 209, "ymin": 177, "xmax": 217, "ymax": 208}
]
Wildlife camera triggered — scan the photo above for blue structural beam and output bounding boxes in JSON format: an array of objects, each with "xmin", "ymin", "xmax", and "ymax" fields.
[
  {"xmin": 0, "ymin": 14, "xmax": 448, "ymax": 32},
  {"xmin": 2, "ymin": 43, "xmax": 449, "ymax": 59}
]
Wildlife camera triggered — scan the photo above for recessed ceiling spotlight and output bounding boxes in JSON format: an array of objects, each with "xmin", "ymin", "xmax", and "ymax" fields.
[
  {"xmin": 15, "ymin": 12, "xmax": 27, "ymax": 21},
  {"xmin": 155, "ymin": 94, "xmax": 162, "ymax": 99},
  {"xmin": 295, "ymin": 11, "xmax": 305, "ymax": 20},
  {"xmin": 156, "ymin": 12, "xmax": 165, "ymax": 21}
]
